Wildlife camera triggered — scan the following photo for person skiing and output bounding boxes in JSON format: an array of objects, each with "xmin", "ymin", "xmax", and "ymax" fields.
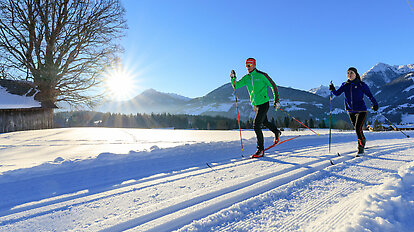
[
  {"xmin": 230, "ymin": 58, "xmax": 281, "ymax": 158},
  {"xmin": 329, "ymin": 67, "xmax": 378, "ymax": 156}
]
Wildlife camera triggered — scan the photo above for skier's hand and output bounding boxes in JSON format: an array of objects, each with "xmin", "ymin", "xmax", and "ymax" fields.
[
  {"xmin": 230, "ymin": 70, "xmax": 236, "ymax": 80},
  {"xmin": 371, "ymin": 104, "xmax": 378, "ymax": 111},
  {"xmin": 230, "ymin": 70, "xmax": 237, "ymax": 82},
  {"xmin": 329, "ymin": 83, "xmax": 335, "ymax": 91},
  {"xmin": 274, "ymin": 102, "xmax": 281, "ymax": 110}
]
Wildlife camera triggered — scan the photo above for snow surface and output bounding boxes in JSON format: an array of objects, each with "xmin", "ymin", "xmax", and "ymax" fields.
[
  {"xmin": 0, "ymin": 128, "xmax": 413, "ymax": 231},
  {"xmin": 0, "ymin": 86, "xmax": 41, "ymax": 109}
]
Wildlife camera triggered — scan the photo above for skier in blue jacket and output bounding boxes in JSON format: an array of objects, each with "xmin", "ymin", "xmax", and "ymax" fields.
[{"xmin": 330, "ymin": 67, "xmax": 378, "ymax": 155}]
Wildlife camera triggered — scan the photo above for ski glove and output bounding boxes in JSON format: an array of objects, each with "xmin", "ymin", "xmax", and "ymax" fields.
[
  {"xmin": 329, "ymin": 83, "xmax": 335, "ymax": 91},
  {"xmin": 371, "ymin": 104, "xmax": 379, "ymax": 111},
  {"xmin": 274, "ymin": 102, "xmax": 281, "ymax": 110},
  {"xmin": 230, "ymin": 70, "xmax": 236, "ymax": 80}
]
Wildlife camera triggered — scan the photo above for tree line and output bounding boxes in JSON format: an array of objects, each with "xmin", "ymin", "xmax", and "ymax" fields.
[{"xmin": 54, "ymin": 111, "xmax": 358, "ymax": 130}]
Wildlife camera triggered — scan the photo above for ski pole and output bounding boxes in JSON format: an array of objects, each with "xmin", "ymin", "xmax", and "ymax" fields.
[
  {"xmin": 377, "ymin": 112, "xmax": 410, "ymax": 138},
  {"xmin": 279, "ymin": 107, "xmax": 320, "ymax": 136},
  {"xmin": 329, "ymin": 82, "xmax": 333, "ymax": 153},
  {"xmin": 231, "ymin": 72, "xmax": 244, "ymax": 151}
]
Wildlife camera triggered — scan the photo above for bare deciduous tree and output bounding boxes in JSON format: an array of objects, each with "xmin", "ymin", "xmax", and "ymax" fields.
[{"xmin": 0, "ymin": 0, "xmax": 127, "ymax": 107}]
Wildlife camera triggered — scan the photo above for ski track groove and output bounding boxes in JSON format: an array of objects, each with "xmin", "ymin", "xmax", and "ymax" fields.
[
  {"xmin": 97, "ymin": 158, "xmax": 335, "ymax": 231},
  {"xmin": 266, "ymin": 143, "xmax": 413, "ymax": 231},
  {"xmin": 96, "ymin": 146, "xmax": 381, "ymax": 231},
  {"xmin": 1, "ymin": 140, "xmax": 412, "ymax": 231},
  {"xmin": 0, "ymin": 137, "xmax": 342, "ymax": 219},
  {"xmin": 0, "ymin": 141, "xmax": 323, "ymax": 225},
  {"xmin": 193, "ymin": 142, "xmax": 413, "ymax": 232},
  {"xmin": 307, "ymin": 191, "xmax": 363, "ymax": 232}
]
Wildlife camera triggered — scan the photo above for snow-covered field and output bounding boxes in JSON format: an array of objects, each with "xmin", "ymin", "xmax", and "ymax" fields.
[{"xmin": 0, "ymin": 128, "xmax": 413, "ymax": 231}]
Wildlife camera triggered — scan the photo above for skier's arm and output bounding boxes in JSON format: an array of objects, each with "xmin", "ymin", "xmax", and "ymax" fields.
[
  {"xmin": 362, "ymin": 82, "xmax": 378, "ymax": 106},
  {"xmin": 331, "ymin": 83, "xmax": 345, "ymax": 96},
  {"xmin": 263, "ymin": 73, "xmax": 279, "ymax": 103},
  {"xmin": 231, "ymin": 75, "xmax": 247, "ymax": 89}
]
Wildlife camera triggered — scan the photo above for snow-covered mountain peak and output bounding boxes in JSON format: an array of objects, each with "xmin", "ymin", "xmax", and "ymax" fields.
[
  {"xmin": 140, "ymin": 88, "xmax": 191, "ymax": 101},
  {"xmin": 394, "ymin": 64, "xmax": 414, "ymax": 74},
  {"xmin": 362, "ymin": 63, "xmax": 414, "ymax": 88},
  {"xmin": 365, "ymin": 63, "xmax": 414, "ymax": 76},
  {"xmin": 309, "ymin": 85, "xmax": 330, "ymax": 98},
  {"xmin": 367, "ymin": 62, "xmax": 392, "ymax": 73}
]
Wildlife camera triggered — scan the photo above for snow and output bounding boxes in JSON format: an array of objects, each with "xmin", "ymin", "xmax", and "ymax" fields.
[
  {"xmin": 403, "ymin": 85, "xmax": 414, "ymax": 92},
  {"xmin": 281, "ymin": 100, "xmax": 307, "ymax": 111},
  {"xmin": 332, "ymin": 108, "xmax": 346, "ymax": 114},
  {"xmin": 0, "ymin": 128, "xmax": 413, "ymax": 231},
  {"xmin": 367, "ymin": 63, "xmax": 391, "ymax": 73},
  {"xmin": 181, "ymin": 102, "xmax": 235, "ymax": 115},
  {"xmin": 342, "ymin": 161, "xmax": 414, "ymax": 232},
  {"xmin": 0, "ymin": 86, "xmax": 41, "ymax": 109}
]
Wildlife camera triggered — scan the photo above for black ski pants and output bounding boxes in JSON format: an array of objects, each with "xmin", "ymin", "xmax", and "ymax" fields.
[
  {"xmin": 348, "ymin": 111, "xmax": 367, "ymax": 148},
  {"xmin": 253, "ymin": 102, "xmax": 280, "ymax": 150}
]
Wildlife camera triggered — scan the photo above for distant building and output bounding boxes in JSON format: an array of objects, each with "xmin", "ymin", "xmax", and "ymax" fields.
[
  {"xmin": 0, "ymin": 79, "xmax": 57, "ymax": 133},
  {"xmin": 367, "ymin": 123, "xmax": 414, "ymax": 132}
]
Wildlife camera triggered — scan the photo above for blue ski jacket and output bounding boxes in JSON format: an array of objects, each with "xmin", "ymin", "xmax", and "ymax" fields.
[{"xmin": 331, "ymin": 79, "xmax": 378, "ymax": 113}]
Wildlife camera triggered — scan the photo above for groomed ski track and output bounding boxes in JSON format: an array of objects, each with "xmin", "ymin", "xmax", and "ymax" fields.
[{"xmin": 0, "ymin": 130, "xmax": 413, "ymax": 231}]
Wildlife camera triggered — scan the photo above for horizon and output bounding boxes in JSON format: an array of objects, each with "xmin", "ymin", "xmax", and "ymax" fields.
[{"xmin": 106, "ymin": 61, "xmax": 413, "ymax": 101}]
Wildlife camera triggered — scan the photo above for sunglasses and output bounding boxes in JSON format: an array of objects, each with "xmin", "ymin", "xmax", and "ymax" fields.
[{"xmin": 246, "ymin": 64, "xmax": 253, "ymax": 67}]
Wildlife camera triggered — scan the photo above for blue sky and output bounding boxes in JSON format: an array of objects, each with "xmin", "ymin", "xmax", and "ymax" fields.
[{"xmin": 119, "ymin": 0, "xmax": 414, "ymax": 99}]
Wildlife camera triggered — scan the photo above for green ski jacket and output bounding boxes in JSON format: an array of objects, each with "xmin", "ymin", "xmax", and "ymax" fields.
[{"xmin": 231, "ymin": 69, "xmax": 279, "ymax": 106}]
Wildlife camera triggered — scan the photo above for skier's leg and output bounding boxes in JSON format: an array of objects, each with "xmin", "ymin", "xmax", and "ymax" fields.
[
  {"xmin": 349, "ymin": 112, "xmax": 360, "ymax": 152},
  {"xmin": 262, "ymin": 112, "xmax": 281, "ymax": 142},
  {"xmin": 355, "ymin": 112, "xmax": 367, "ymax": 147},
  {"xmin": 253, "ymin": 103, "xmax": 268, "ymax": 151},
  {"xmin": 348, "ymin": 112, "xmax": 357, "ymax": 128}
]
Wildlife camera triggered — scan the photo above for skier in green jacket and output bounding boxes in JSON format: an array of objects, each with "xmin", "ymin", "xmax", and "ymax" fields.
[{"xmin": 231, "ymin": 58, "xmax": 281, "ymax": 158}]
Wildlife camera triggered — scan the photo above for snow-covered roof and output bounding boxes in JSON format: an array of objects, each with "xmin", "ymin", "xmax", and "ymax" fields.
[{"xmin": 0, "ymin": 79, "xmax": 43, "ymax": 109}]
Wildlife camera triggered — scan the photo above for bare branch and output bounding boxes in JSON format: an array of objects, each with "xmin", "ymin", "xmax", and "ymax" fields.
[{"xmin": 0, "ymin": 0, "xmax": 127, "ymax": 107}]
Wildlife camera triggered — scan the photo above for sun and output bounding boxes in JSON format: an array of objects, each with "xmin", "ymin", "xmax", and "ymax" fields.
[{"xmin": 104, "ymin": 66, "xmax": 137, "ymax": 101}]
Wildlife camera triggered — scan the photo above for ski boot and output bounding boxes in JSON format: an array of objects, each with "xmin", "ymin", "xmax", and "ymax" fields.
[
  {"xmin": 251, "ymin": 149, "xmax": 264, "ymax": 158},
  {"xmin": 356, "ymin": 146, "xmax": 364, "ymax": 157},
  {"xmin": 274, "ymin": 130, "xmax": 282, "ymax": 144},
  {"xmin": 356, "ymin": 139, "xmax": 365, "ymax": 157}
]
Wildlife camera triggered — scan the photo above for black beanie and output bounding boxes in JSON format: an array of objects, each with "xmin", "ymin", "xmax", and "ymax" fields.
[{"xmin": 348, "ymin": 67, "xmax": 360, "ymax": 80}]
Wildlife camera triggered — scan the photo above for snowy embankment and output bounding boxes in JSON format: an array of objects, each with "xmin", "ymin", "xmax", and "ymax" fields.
[{"xmin": 0, "ymin": 128, "xmax": 413, "ymax": 231}]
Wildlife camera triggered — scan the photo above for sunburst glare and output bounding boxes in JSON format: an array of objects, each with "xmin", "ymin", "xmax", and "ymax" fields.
[{"xmin": 104, "ymin": 64, "xmax": 138, "ymax": 101}]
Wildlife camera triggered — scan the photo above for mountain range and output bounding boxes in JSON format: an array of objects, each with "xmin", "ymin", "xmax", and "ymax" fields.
[{"xmin": 96, "ymin": 63, "xmax": 414, "ymax": 124}]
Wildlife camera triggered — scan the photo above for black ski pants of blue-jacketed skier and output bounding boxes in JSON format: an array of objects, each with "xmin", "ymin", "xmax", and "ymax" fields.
[
  {"xmin": 253, "ymin": 102, "xmax": 280, "ymax": 151},
  {"xmin": 348, "ymin": 111, "xmax": 367, "ymax": 148}
]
